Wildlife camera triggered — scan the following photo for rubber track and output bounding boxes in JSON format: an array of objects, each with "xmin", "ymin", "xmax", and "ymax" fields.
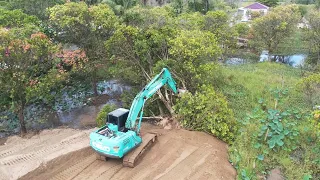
[
  {"xmin": 0, "ymin": 133, "xmax": 88, "ymax": 166},
  {"xmin": 123, "ymin": 133, "xmax": 157, "ymax": 167}
]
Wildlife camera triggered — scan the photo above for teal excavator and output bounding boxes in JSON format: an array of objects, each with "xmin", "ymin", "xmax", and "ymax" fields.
[{"xmin": 89, "ymin": 68, "xmax": 177, "ymax": 167}]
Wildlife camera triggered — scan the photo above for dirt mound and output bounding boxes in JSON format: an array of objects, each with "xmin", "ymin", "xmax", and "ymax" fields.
[{"xmin": 0, "ymin": 124, "xmax": 236, "ymax": 180}]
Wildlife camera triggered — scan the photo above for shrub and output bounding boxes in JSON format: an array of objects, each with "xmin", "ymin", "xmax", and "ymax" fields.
[
  {"xmin": 296, "ymin": 73, "xmax": 320, "ymax": 107},
  {"xmin": 174, "ymin": 85, "xmax": 237, "ymax": 144},
  {"xmin": 96, "ymin": 104, "xmax": 117, "ymax": 127}
]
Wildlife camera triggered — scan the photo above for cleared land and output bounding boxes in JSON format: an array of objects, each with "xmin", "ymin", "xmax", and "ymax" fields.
[{"xmin": 0, "ymin": 124, "xmax": 236, "ymax": 180}]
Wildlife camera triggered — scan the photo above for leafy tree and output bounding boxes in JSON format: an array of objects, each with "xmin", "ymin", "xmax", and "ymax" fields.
[
  {"xmin": 0, "ymin": 30, "xmax": 60, "ymax": 134},
  {"xmin": 107, "ymin": 6, "xmax": 177, "ymax": 114},
  {"xmin": 251, "ymin": 5, "xmax": 300, "ymax": 55},
  {"xmin": 234, "ymin": 23, "xmax": 250, "ymax": 38},
  {"xmin": 100, "ymin": 0, "xmax": 137, "ymax": 14},
  {"xmin": 48, "ymin": 2, "xmax": 119, "ymax": 96},
  {"xmin": 0, "ymin": 9, "xmax": 39, "ymax": 28},
  {"xmin": 203, "ymin": 10, "xmax": 238, "ymax": 57},
  {"xmin": 167, "ymin": 30, "xmax": 222, "ymax": 92},
  {"xmin": 5, "ymin": 0, "xmax": 64, "ymax": 20},
  {"xmin": 176, "ymin": 12, "xmax": 205, "ymax": 30},
  {"xmin": 257, "ymin": 0, "xmax": 278, "ymax": 7},
  {"xmin": 304, "ymin": 10, "xmax": 320, "ymax": 66}
]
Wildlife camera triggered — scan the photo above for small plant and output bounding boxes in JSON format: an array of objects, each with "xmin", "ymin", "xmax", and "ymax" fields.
[
  {"xmin": 96, "ymin": 104, "xmax": 117, "ymax": 127},
  {"xmin": 256, "ymin": 108, "xmax": 299, "ymax": 151}
]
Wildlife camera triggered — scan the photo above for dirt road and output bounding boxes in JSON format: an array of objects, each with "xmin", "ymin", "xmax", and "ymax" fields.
[{"xmin": 0, "ymin": 124, "xmax": 236, "ymax": 180}]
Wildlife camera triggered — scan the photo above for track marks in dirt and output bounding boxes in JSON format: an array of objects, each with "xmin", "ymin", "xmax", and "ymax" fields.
[
  {"xmin": 0, "ymin": 133, "xmax": 88, "ymax": 166},
  {"xmin": 50, "ymin": 154, "xmax": 96, "ymax": 180},
  {"xmin": 16, "ymin": 128, "xmax": 236, "ymax": 180}
]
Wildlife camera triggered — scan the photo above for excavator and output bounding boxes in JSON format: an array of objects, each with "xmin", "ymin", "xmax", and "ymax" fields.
[{"xmin": 89, "ymin": 68, "xmax": 177, "ymax": 167}]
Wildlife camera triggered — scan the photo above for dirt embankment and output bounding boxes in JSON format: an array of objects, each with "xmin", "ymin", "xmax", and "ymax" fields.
[{"xmin": 0, "ymin": 124, "xmax": 236, "ymax": 180}]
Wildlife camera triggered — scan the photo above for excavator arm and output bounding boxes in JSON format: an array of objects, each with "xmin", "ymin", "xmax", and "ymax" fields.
[{"xmin": 125, "ymin": 68, "xmax": 177, "ymax": 133}]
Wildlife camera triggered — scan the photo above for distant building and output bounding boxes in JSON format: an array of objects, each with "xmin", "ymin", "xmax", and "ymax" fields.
[{"xmin": 237, "ymin": 2, "xmax": 269, "ymax": 22}]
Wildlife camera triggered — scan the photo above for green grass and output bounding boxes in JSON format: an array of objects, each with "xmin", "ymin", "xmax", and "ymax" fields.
[
  {"xmin": 223, "ymin": 62, "xmax": 319, "ymax": 179},
  {"xmin": 219, "ymin": 62, "xmax": 306, "ymax": 120}
]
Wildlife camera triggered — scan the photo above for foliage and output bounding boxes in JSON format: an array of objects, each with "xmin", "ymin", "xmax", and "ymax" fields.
[
  {"xmin": 0, "ymin": 9, "xmax": 39, "ymax": 28},
  {"xmin": 250, "ymin": 11, "xmax": 262, "ymax": 20},
  {"xmin": 96, "ymin": 104, "xmax": 117, "ymax": 127},
  {"xmin": 100, "ymin": 0, "xmax": 137, "ymax": 14},
  {"xmin": 303, "ymin": 10, "xmax": 320, "ymax": 66},
  {"xmin": 229, "ymin": 89, "xmax": 320, "ymax": 179},
  {"xmin": 257, "ymin": 0, "xmax": 278, "ymax": 7},
  {"xmin": 174, "ymin": 85, "xmax": 237, "ymax": 144},
  {"xmin": 296, "ymin": 73, "xmax": 320, "ymax": 107},
  {"xmin": 0, "ymin": 30, "xmax": 60, "ymax": 134},
  {"xmin": 234, "ymin": 23, "xmax": 250, "ymax": 38},
  {"xmin": 48, "ymin": 2, "xmax": 119, "ymax": 96},
  {"xmin": 251, "ymin": 5, "xmax": 300, "ymax": 53},
  {"xmin": 176, "ymin": 12, "xmax": 204, "ymax": 30},
  {"xmin": 5, "ymin": 0, "xmax": 64, "ymax": 20},
  {"xmin": 123, "ymin": 5, "xmax": 175, "ymax": 29},
  {"xmin": 170, "ymin": 0, "xmax": 227, "ymax": 14},
  {"xmin": 203, "ymin": 10, "xmax": 238, "ymax": 56},
  {"xmin": 298, "ymin": 5, "xmax": 308, "ymax": 17}
]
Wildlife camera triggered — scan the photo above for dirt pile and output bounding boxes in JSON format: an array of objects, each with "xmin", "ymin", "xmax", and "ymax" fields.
[{"xmin": 0, "ymin": 124, "xmax": 236, "ymax": 180}]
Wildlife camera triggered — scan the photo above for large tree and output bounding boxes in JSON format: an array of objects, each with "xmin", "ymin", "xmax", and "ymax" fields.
[
  {"xmin": 0, "ymin": 30, "xmax": 60, "ymax": 134},
  {"xmin": 48, "ymin": 2, "xmax": 119, "ymax": 96},
  {"xmin": 107, "ymin": 7, "xmax": 223, "ymax": 114},
  {"xmin": 251, "ymin": 5, "xmax": 300, "ymax": 55}
]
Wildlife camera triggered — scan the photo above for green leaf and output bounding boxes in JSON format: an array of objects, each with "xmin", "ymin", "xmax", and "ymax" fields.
[
  {"xmin": 258, "ymin": 98, "xmax": 264, "ymax": 104},
  {"xmin": 303, "ymin": 174, "xmax": 312, "ymax": 180},
  {"xmin": 276, "ymin": 139, "xmax": 284, "ymax": 146},
  {"xmin": 284, "ymin": 129, "xmax": 290, "ymax": 135},
  {"xmin": 268, "ymin": 139, "xmax": 276, "ymax": 149},
  {"xmin": 257, "ymin": 154, "xmax": 264, "ymax": 161},
  {"xmin": 254, "ymin": 143, "xmax": 262, "ymax": 149}
]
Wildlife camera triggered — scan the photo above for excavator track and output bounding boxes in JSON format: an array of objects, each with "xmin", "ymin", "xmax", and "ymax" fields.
[{"xmin": 123, "ymin": 133, "xmax": 157, "ymax": 168}]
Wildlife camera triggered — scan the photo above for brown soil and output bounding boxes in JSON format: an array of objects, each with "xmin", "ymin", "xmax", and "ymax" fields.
[
  {"xmin": 0, "ymin": 123, "xmax": 236, "ymax": 180},
  {"xmin": 0, "ymin": 138, "xmax": 7, "ymax": 146}
]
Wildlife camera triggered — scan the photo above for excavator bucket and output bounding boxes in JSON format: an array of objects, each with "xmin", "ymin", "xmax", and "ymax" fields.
[{"xmin": 123, "ymin": 133, "xmax": 157, "ymax": 167}]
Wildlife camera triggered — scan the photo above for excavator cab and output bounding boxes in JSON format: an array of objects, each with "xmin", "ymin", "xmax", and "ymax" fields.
[{"xmin": 107, "ymin": 108, "xmax": 129, "ymax": 132}]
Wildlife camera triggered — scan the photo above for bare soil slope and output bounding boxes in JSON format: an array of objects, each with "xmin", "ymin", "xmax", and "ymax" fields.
[{"xmin": 0, "ymin": 124, "xmax": 236, "ymax": 180}]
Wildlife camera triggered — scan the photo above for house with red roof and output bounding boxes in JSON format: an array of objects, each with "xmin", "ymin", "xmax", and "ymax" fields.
[{"xmin": 237, "ymin": 2, "xmax": 269, "ymax": 22}]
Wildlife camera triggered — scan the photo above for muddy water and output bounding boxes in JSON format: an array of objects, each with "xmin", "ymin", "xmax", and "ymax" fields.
[{"xmin": 49, "ymin": 80, "xmax": 129, "ymax": 129}]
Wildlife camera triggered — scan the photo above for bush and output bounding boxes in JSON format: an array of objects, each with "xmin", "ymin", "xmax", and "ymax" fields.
[
  {"xmin": 234, "ymin": 23, "xmax": 250, "ymax": 38},
  {"xmin": 174, "ymin": 85, "xmax": 237, "ymax": 144},
  {"xmin": 96, "ymin": 104, "xmax": 117, "ymax": 127},
  {"xmin": 296, "ymin": 73, "xmax": 320, "ymax": 107}
]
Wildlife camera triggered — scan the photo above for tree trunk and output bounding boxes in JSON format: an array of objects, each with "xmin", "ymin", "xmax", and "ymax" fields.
[
  {"xmin": 157, "ymin": 100, "xmax": 164, "ymax": 116},
  {"xmin": 92, "ymin": 80, "xmax": 98, "ymax": 96},
  {"xmin": 92, "ymin": 70, "xmax": 98, "ymax": 96},
  {"xmin": 18, "ymin": 104, "xmax": 27, "ymax": 135},
  {"xmin": 157, "ymin": 91, "xmax": 175, "ymax": 115}
]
